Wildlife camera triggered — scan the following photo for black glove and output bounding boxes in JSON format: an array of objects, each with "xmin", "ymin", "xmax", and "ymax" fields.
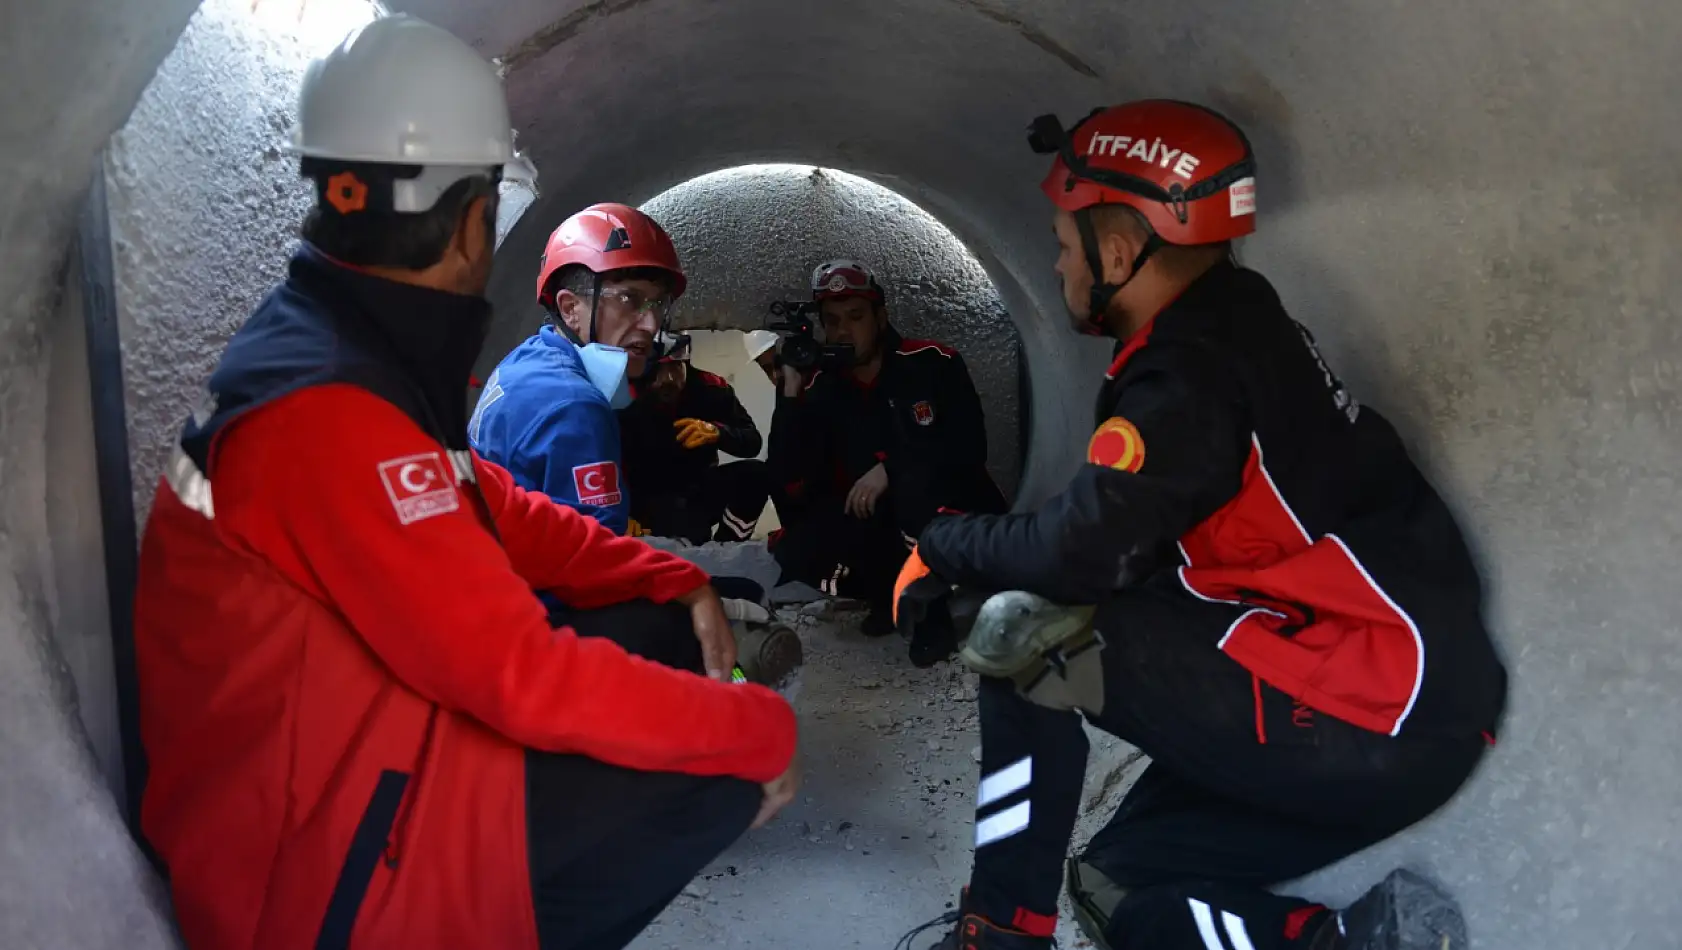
[{"xmin": 896, "ymin": 572, "xmax": 960, "ymax": 668}]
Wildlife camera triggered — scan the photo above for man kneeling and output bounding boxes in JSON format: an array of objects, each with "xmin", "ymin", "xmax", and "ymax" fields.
[{"xmin": 897, "ymin": 100, "xmax": 1505, "ymax": 950}]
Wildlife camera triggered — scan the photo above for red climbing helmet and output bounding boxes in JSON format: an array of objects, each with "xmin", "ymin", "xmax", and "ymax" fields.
[
  {"xmin": 1027, "ymin": 100, "xmax": 1256, "ymax": 330},
  {"xmin": 1031, "ymin": 100, "xmax": 1257, "ymax": 245},
  {"xmin": 535, "ymin": 203, "xmax": 687, "ymax": 310},
  {"xmin": 811, "ymin": 258, "xmax": 885, "ymax": 304}
]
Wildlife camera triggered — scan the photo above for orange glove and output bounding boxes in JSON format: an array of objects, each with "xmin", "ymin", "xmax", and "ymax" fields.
[
  {"xmin": 893, "ymin": 547, "xmax": 933, "ymax": 626},
  {"xmin": 673, "ymin": 417, "xmax": 721, "ymax": 449}
]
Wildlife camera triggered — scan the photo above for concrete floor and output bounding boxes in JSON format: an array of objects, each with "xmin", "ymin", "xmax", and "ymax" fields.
[{"xmin": 632, "ymin": 603, "xmax": 1142, "ymax": 950}]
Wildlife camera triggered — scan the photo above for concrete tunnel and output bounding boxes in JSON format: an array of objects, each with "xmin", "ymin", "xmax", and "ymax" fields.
[{"xmin": 1, "ymin": 0, "xmax": 1679, "ymax": 946}]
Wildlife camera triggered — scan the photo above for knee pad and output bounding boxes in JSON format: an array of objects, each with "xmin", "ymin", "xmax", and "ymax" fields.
[
  {"xmin": 958, "ymin": 592, "xmax": 1105, "ymax": 715},
  {"xmin": 1066, "ymin": 857, "xmax": 1129, "ymax": 950}
]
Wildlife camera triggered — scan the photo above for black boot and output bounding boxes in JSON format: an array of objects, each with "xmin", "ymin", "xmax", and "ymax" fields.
[
  {"xmin": 1308, "ymin": 869, "xmax": 1468, "ymax": 950},
  {"xmin": 931, "ymin": 913, "xmax": 1054, "ymax": 950},
  {"xmin": 896, "ymin": 893, "xmax": 1054, "ymax": 950}
]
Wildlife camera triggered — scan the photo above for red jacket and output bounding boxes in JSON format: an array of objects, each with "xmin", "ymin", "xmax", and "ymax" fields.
[{"xmin": 136, "ymin": 380, "xmax": 796, "ymax": 949}]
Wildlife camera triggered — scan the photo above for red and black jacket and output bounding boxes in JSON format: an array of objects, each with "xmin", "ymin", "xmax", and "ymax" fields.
[
  {"xmin": 768, "ymin": 326, "xmax": 1008, "ymax": 528},
  {"xmin": 620, "ymin": 368, "xmax": 761, "ymax": 500},
  {"xmin": 919, "ymin": 263, "xmax": 1506, "ymax": 738}
]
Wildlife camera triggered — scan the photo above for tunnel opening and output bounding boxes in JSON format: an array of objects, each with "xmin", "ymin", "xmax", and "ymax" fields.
[{"xmin": 634, "ymin": 162, "xmax": 1027, "ymax": 500}]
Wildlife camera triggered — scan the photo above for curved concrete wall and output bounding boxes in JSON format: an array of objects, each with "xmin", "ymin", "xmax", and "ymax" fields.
[
  {"xmin": 636, "ymin": 164, "xmax": 1023, "ymax": 496},
  {"xmin": 0, "ymin": 0, "xmax": 197, "ymax": 946},
  {"xmin": 0, "ymin": 0, "xmax": 1679, "ymax": 946}
]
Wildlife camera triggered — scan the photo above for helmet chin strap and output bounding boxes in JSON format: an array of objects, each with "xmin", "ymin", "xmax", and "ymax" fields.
[
  {"xmin": 550, "ymin": 272, "xmax": 604, "ymax": 348},
  {"xmin": 1074, "ymin": 207, "xmax": 1163, "ymax": 336}
]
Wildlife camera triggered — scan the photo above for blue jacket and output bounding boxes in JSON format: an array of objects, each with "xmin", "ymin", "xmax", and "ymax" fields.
[{"xmin": 469, "ymin": 326, "xmax": 629, "ymax": 533}]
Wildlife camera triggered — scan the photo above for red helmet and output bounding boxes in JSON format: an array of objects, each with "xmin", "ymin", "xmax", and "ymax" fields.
[
  {"xmin": 1028, "ymin": 100, "xmax": 1255, "ymax": 332},
  {"xmin": 1032, "ymin": 100, "xmax": 1256, "ymax": 245},
  {"xmin": 811, "ymin": 258, "xmax": 885, "ymax": 304},
  {"xmin": 536, "ymin": 203, "xmax": 687, "ymax": 310}
]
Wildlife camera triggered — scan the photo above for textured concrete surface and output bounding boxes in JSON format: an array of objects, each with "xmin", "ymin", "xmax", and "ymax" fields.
[
  {"xmin": 107, "ymin": 0, "xmax": 366, "ymax": 525},
  {"xmin": 0, "ymin": 0, "xmax": 1679, "ymax": 947},
  {"xmin": 640, "ymin": 164, "xmax": 1022, "ymax": 496}
]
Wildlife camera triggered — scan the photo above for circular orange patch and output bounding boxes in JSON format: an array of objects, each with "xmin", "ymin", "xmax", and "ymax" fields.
[
  {"xmin": 325, "ymin": 171, "xmax": 369, "ymax": 214},
  {"xmin": 1087, "ymin": 417, "xmax": 1146, "ymax": 473}
]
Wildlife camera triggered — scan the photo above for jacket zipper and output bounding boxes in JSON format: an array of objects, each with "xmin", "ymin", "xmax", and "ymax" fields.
[{"xmin": 383, "ymin": 707, "xmax": 440, "ymax": 869}]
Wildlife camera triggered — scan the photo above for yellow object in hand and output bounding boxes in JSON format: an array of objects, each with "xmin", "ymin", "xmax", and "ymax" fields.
[
  {"xmin": 627, "ymin": 518, "xmax": 650, "ymax": 537},
  {"xmin": 673, "ymin": 417, "xmax": 720, "ymax": 449}
]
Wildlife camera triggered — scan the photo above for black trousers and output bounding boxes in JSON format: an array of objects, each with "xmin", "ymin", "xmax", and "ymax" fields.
[
  {"xmin": 528, "ymin": 601, "xmax": 761, "ymax": 950},
  {"xmin": 769, "ymin": 496, "xmax": 915, "ymax": 610},
  {"xmin": 635, "ymin": 459, "xmax": 772, "ymax": 544},
  {"xmin": 967, "ymin": 586, "xmax": 1487, "ymax": 950}
]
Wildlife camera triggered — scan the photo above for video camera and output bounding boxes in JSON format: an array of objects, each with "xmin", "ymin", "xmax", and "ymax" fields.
[{"xmin": 766, "ymin": 300, "xmax": 854, "ymax": 372}]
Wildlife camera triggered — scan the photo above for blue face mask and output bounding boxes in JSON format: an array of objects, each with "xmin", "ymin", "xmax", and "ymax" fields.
[{"xmin": 574, "ymin": 343, "xmax": 634, "ymax": 409}]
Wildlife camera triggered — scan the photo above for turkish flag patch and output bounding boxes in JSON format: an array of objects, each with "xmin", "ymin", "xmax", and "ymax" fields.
[
  {"xmin": 1087, "ymin": 417, "xmax": 1146, "ymax": 473},
  {"xmin": 378, "ymin": 452, "xmax": 460, "ymax": 525},
  {"xmin": 572, "ymin": 460, "xmax": 622, "ymax": 506},
  {"xmin": 912, "ymin": 400, "xmax": 935, "ymax": 426}
]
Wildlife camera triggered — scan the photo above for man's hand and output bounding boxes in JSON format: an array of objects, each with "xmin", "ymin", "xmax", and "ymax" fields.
[
  {"xmin": 780, "ymin": 366, "xmax": 806, "ymax": 398},
  {"xmin": 673, "ymin": 418, "xmax": 721, "ymax": 450},
  {"xmin": 845, "ymin": 462, "xmax": 890, "ymax": 518},
  {"xmin": 677, "ymin": 585, "xmax": 737, "ymax": 680},
  {"xmin": 752, "ymin": 756, "xmax": 801, "ymax": 829}
]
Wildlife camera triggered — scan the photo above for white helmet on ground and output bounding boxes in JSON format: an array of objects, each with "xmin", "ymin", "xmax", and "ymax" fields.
[
  {"xmin": 287, "ymin": 14, "xmax": 536, "ymax": 213},
  {"xmin": 743, "ymin": 329, "xmax": 779, "ymax": 361}
]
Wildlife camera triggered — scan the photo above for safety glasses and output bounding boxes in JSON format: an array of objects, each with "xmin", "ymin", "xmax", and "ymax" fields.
[{"xmin": 593, "ymin": 286, "xmax": 676, "ymax": 322}]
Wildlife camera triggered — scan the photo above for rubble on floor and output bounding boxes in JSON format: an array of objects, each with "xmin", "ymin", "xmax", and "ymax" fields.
[{"xmin": 631, "ymin": 606, "xmax": 1147, "ymax": 950}]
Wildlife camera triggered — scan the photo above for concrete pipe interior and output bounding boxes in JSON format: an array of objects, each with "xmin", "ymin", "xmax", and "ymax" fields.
[{"xmin": 1, "ymin": 0, "xmax": 1680, "ymax": 947}]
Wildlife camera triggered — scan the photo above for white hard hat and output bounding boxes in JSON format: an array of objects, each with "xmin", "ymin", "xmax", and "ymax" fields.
[
  {"xmin": 288, "ymin": 15, "xmax": 537, "ymax": 212},
  {"xmin": 744, "ymin": 329, "xmax": 779, "ymax": 361},
  {"xmin": 655, "ymin": 331, "xmax": 692, "ymax": 362}
]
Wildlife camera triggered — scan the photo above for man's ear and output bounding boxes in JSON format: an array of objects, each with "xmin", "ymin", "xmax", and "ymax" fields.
[
  {"xmin": 555, "ymin": 291, "xmax": 587, "ymax": 337},
  {"xmin": 454, "ymin": 196, "xmax": 492, "ymax": 260},
  {"xmin": 1097, "ymin": 226, "xmax": 1144, "ymax": 287}
]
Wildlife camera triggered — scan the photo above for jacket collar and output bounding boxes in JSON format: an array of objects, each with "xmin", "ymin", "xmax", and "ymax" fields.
[
  {"xmin": 291, "ymin": 244, "xmax": 491, "ymax": 446},
  {"xmin": 537, "ymin": 324, "xmax": 586, "ymax": 366}
]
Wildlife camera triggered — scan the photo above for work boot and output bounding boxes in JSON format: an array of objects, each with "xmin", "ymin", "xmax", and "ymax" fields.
[
  {"xmin": 730, "ymin": 620, "xmax": 804, "ymax": 692},
  {"xmin": 897, "ymin": 891, "xmax": 1054, "ymax": 950},
  {"xmin": 928, "ymin": 914, "xmax": 1053, "ymax": 950},
  {"xmin": 1307, "ymin": 869, "xmax": 1468, "ymax": 950},
  {"xmin": 896, "ymin": 911, "xmax": 1053, "ymax": 950},
  {"xmin": 1065, "ymin": 856, "xmax": 1128, "ymax": 950}
]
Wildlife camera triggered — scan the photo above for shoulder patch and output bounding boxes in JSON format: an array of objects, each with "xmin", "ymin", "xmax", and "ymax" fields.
[
  {"xmin": 379, "ymin": 452, "xmax": 461, "ymax": 525},
  {"xmin": 696, "ymin": 369, "xmax": 729, "ymax": 388},
  {"xmin": 1087, "ymin": 417, "xmax": 1146, "ymax": 473},
  {"xmin": 896, "ymin": 339, "xmax": 957, "ymax": 359},
  {"xmin": 572, "ymin": 460, "xmax": 622, "ymax": 507}
]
